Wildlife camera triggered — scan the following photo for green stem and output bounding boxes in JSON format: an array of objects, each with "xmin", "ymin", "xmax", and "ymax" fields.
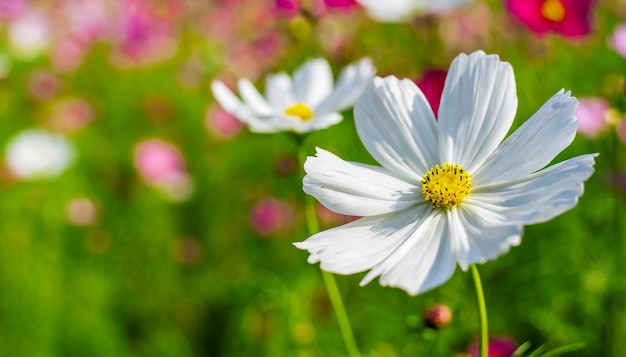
[
  {"xmin": 471, "ymin": 264, "xmax": 489, "ymax": 357},
  {"xmin": 298, "ymin": 143, "xmax": 361, "ymax": 357}
]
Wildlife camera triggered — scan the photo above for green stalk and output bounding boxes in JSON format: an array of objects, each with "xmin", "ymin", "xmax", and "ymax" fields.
[
  {"xmin": 298, "ymin": 143, "xmax": 361, "ymax": 357},
  {"xmin": 471, "ymin": 264, "xmax": 489, "ymax": 357}
]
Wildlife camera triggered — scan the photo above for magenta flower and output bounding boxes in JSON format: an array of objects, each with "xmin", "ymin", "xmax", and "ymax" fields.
[
  {"xmin": 250, "ymin": 197, "xmax": 295, "ymax": 236},
  {"xmin": 574, "ymin": 97, "xmax": 610, "ymax": 138},
  {"xmin": 468, "ymin": 336, "xmax": 518, "ymax": 357},
  {"xmin": 323, "ymin": 0, "xmax": 358, "ymax": 8},
  {"xmin": 505, "ymin": 0, "xmax": 594, "ymax": 38},
  {"xmin": 275, "ymin": 0, "xmax": 300, "ymax": 18},
  {"xmin": 415, "ymin": 69, "xmax": 447, "ymax": 118}
]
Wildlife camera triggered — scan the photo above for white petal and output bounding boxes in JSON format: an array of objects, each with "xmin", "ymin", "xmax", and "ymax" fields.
[
  {"xmin": 472, "ymin": 90, "xmax": 578, "ymax": 185},
  {"xmin": 303, "ymin": 148, "xmax": 423, "ymax": 216},
  {"xmin": 468, "ymin": 154, "xmax": 597, "ymax": 226},
  {"xmin": 237, "ymin": 79, "xmax": 274, "ymax": 116},
  {"xmin": 246, "ymin": 116, "xmax": 294, "ymax": 133},
  {"xmin": 438, "ymin": 51, "xmax": 518, "ymax": 172},
  {"xmin": 354, "ymin": 76, "xmax": 439, "ymax": 181},
  {"xmin": 294, "ymin": 207, "xmax": 430, "ymax": 278},
  {"xmin": 359, "ymin": 209, "xmax": 457, "ymax": 295},
  {"xmin": 211, "ymin": 80, "xmax": 248, "ymax": 118},
  {"xmin": 292, "ymin": 59, "xmax": 333, "ymax": 107},
  {"xmin": 314, "ymin": 58, "xmax": 376, "ymax": 115},
  {"xmin": 356, "ymin": 0, "xmax": 417, "ymax": 22},
  {"xmin": 212, "ymin": 80, "xmax": 292, "ymax": 132},
  {"xmin": 294, "ymin": 113, "xmax": 343, "ymax": 134},
  {"xmin": 265, "ymin": 72, "xmax": 296, "ymax": 110},
  {"xmin": 453, "ymin": 206, "xmax": 522, "ymax": 269}
]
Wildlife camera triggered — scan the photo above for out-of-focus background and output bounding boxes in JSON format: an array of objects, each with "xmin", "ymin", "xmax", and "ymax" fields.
[{"xmin": 0, "ymin": 0, "xmax": 625, "ymax": 356}]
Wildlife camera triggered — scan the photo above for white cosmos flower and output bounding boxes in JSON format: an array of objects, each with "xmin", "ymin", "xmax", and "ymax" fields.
[
  {"xmin": 295, "ymin": 51, "xmax": 596, "ymax": 296},
  {"xmin": 211, "ymin": 58, "xmax": 375, "ymax": 134},
  {"xmin": 5, "ymin": 129, "xmax": 75, "ymax": 180},
  {"xmin": 357, "ymin": 0, "xmax": 473, "ymax": 22}
]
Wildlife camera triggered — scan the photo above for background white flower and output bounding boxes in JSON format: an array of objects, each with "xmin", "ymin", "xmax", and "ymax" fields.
[
  {"xmin": 211, "ymin": 58, "xmax": 375, "ymax": 134},
  {"xmin": 295, "ymin": 51, "xmax": 596, "ymax": 296},
  {"xmin": 357, "ymin": 0, "xmax": 474, "ymax": 22},
  {"xmin": 5, "ymin": 129, "xmax": 75, "ymax": 180}
]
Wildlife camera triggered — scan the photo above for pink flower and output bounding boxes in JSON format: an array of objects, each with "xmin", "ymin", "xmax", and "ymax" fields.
[
  {"xmin": 0, "ymin": 0, "xmax": 28, "ymax": 21},
  {"xmin": 468, "ymin": 336, "xmax": 518, "ymax": 357},
  {"xmin": 134, "ymin": 138, "xmax": 193, "ymax": 202},
  {"xmin": 250, "ymin": 197, "xmax": 295, "ymax": 236},
  {"xmin": 134, "ymin": 139, "xmax": 187, "ymax": 184},
  {"xmin": 609, "ymin": 24, "xmax": 626, "ymax": 58},
  {"xmin": 439, "ymin": 3, "xmax": 492, "ymax": 53},
  {"xmin": 109, "ymin": 0, "xmax": 178, "ymax": 66},
  {"xmin": 51, "ymin": 37, "xmax": 88, "ymax": 73},
  {"xmin": 505, "ymin": 0, "xmax": 594, "ymax": 38},
  {"xmin": 275, "ymin": 0, "xmax": 300, "ymax": 18},
  {"xmin": 205, "ymin": 105, "xmax": 244, "ymax": 139},
  {"xmin": 415, "ymin": 69, "xmax": 447, "ymax": 118},
  {"xmin": 423, "ymin": 303, "xmax": 452, "ymax": 329},
  {"xmin": 28, "ymin": 70, "xmax": 64, "ymax": 101},
  {"xmin": 323, "ymin": 0, "xmax": 358, "ymax": 9},
  {"xmin": 66, "ymin": 196, "xmax": 99, "ymax": 227},
  {"xmin": 49, "ymin": 97, "xmax": 95, "ymax": 132},
  {"xmin": 574, "ymin": 97, "xmax": 610, "ymax": 138}
]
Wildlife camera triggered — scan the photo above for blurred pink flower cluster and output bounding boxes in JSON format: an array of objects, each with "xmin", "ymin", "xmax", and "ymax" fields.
[
  {"xmin": 0, "ymin": 0, "xmax": 285, "ymax": 71},
  {"xmin": 0, "ymin": 0, "xmax": 182, "ymax": 69}
]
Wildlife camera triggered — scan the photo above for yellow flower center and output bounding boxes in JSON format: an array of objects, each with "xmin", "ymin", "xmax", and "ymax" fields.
[
  {"xmin": 284, "ymin": 103, "xmax": 314, "ymax": 121},
  {"xmin": 540, "ymin": 0, "xmax": 565, "ymax": 23},
  {"xmin": 421, "ymin": 163, "xmax": 473, "ymax": 210}
]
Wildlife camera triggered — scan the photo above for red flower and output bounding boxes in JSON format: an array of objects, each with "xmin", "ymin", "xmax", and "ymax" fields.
[
  {"xmin": 415, "ymin": 69, "xmax": 447, "ymax": 118},
  {"xmin": 505, "ymin": 0, "xmax": 594, "ymax": 38}
]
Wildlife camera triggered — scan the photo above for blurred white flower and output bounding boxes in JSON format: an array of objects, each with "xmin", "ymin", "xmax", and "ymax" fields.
[
  {"xmin": 295, "ymin": 51, "xmax": 596, "ymax": 295},
  {"xmin": 5, "ymin": 129, "xmax": 75, "ymax": 180},
  {"xmin": 8, "ymin": 11, "xmax": 51, "ymax": 60},
  {"xmin": 211, "ymin": 58, "xmax": 375, "ymax": 134},
  {"xmin": 356, "ymin": 0, "xmax": 473, "ymax": 22}
]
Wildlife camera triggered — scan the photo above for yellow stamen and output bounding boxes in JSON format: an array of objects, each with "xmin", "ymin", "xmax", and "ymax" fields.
[
  {"xmin": 541, "ymin": 0, "xmax": 565, "ymax": 23},
  {"xmin": 421, "ymin": 163, "xmax": 473, "ymax": 210},
  {"xmin": 284, "ymin": 103, "xmax": 314, "ymax": 121}
]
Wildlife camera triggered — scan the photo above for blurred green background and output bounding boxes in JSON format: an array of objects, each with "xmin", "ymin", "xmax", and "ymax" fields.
[{"xmin": 0, "ymin": 0, "xmax": 625, "ymax": 356}]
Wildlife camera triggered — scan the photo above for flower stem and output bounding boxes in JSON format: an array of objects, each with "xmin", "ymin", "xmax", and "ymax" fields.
[
  {"xmin": 471, "ymin": 264, "xmax": 489, "ymax": 357},
  {"xmin": 298, "ymin": 143, "xmax": 361, "ymax": 357}
]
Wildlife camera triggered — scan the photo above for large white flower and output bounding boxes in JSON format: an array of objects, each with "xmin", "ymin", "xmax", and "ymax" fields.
[
  {"xmin": 357, "ymin": 0, "xmax": 473, "ymax": 22},
  {"xmin": 5, "ymin": 129, "xmax": 75, "ymax": 180},
  {"xmin": 295, "ymin": 51, "xmax": 596, "ymax": 296},
  {"xmin": 211, "ymin": 58, "xmax": 375, "ymax": 134}
]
